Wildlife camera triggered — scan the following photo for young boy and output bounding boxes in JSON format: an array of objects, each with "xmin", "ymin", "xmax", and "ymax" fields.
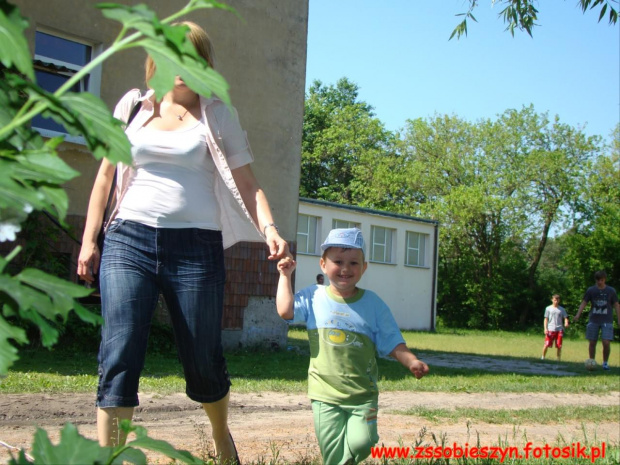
[
  {"xmin": 276, "ymin": 228, "xmax": 429, "ymax": 464},
  {"xmin": 541, "ymin": 294, "xmax": 569, "ymax": 361}
]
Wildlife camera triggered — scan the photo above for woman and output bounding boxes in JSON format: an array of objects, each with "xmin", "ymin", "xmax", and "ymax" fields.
[{"xmin": 77, "ymin": 21, "xmax": 289, "ymax": 462}]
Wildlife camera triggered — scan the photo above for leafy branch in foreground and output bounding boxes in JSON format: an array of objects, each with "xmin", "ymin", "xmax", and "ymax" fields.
[
  {"xmin": 0, "ymin": 0, "xmax": 234, "ymax": 375},
  {"xmin": 451, "ymin": 0, "xmax": 618, "ymax": 39},
  {"xmin": 7, "ymin": 422, "xmax": 206, "ymax": 464},
  {"xmin": 1, "ymin": 0, "xmax": 237, "ymax": 461}
]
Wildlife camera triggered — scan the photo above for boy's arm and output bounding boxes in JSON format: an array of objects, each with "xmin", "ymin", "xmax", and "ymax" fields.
[
  {"xmin": 389, "ymin": 343, "xmax": 429, "ymax": 380},
  {"xmin": 276, "ymin": 257, "xmax": 296, "ymax": 320},
  {"xmin": 543, "ymin": 317, "xmax": 548, "ymax": 334}
]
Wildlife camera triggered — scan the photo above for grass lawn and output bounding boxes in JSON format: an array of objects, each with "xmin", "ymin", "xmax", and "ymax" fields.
[
  {"xmin": 3, "ymin": 327, "xmax": 619, "ymax": 396},
  {"xmin": 2, "ymin": 327, "xmax": 619, "ymax": 464}
]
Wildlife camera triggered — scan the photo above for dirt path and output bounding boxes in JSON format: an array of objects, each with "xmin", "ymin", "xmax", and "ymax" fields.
[
  {"xmin": 1, "ymin": 390, "xmax": 619, "ymax": 463},
  {"xmin": 1, "ymin": 354, "xmax": 618, "ymax": 463}
]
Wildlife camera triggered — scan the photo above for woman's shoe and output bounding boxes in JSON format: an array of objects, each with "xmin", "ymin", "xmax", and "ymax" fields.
[{"xmin": 227, "ymin": 432, "xmax": 240, "ymax": 465}]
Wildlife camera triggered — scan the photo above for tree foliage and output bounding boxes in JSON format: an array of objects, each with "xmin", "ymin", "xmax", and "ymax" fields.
[
  {"xmin": 559, "ymin": 125, "xmax": 620, "ymax": 306},
  {"xmin": 398, "ymin": 108, "xmax": 600, "ymax": 328},
  {"xmin": 301, "ymin": 78, "xmax": 397, "ymax": 205},
  {"xmin": 451, "ymin": 0, "xmax": 618, "ymax": 39},
  {"xmin": 300, "ymin": 80, "xmax": 608, "ymax": 329}
]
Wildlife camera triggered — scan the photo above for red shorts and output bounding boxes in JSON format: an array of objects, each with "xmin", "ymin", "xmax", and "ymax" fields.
[{"xmin": 544, "ymin": 331, "xmax": 563, "ymax": 348}]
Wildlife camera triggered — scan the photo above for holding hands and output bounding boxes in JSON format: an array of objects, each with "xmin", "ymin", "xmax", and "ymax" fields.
[{"xmin": 277, "ymin": 256, "xmax": 297, "ymax": 276}]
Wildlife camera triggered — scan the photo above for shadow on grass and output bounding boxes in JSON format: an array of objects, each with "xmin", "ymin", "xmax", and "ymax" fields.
[{"xmin": 8, "ymin": 343, "xmax": 618, "ymax": 386}]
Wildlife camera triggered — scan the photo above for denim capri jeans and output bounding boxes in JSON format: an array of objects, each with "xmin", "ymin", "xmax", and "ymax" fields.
[{"xmin": 96, "ymin": 219, "xmax": 230, "ymax": 408}]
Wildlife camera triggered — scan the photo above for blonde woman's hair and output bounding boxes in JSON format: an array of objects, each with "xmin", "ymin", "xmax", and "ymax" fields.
[{"xmin": 145, "ymin": 21, "xmax": 215, "ymax": 86}]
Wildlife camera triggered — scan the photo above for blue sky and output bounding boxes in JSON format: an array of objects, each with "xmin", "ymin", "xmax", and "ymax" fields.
[{"xmin": 305, "ymin": 1, "xmax": 620, "ymax": 141}]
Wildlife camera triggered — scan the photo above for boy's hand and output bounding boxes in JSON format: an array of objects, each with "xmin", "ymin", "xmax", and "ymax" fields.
[
  {"xmin": 408, "ymin": 360, "xmax": 429, "ymax": 380},
  {"xmin": 277, "ymin": 256, "xmax": 296, "ymax": 276}
]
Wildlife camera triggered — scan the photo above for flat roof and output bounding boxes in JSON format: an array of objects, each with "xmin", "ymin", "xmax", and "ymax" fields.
[{"xmin": 299, "ymin": 197, "xmax": 439, "ymax": 226}]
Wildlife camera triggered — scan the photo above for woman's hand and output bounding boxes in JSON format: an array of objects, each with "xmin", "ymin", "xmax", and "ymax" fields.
[
  {"xmin": 77, "ymin": 241, "xmax": 100, "ymax": 284},
  {"xmin": 265, "ymin": 227, "xmax": 290, "ymax": 260}
]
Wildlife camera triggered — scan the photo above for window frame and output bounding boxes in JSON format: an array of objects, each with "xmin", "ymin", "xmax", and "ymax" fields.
[
  {"xmin": 332, "ymin": 219, "xmax": 361, "ymax": 230},
  {"xmin": 369, "ymin": 225, "xmax": 395, "ymax": 264},
  {"xmin": 405, "ymin": 231, "xmax": 428, "ymax": 267},
  {"xmin": 297, "ymin": 214, "xmax": 321, "ymax": 255},
  {"xmin": 32, "ymin": 28, "xmax": 102, "ymax": 144}
]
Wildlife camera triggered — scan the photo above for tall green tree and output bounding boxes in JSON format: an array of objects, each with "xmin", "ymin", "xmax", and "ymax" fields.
[
  {"xmin": 398, "ymin": 107, "xmax": 600, "ymax": 328},
  {"xmin": 560, "ymin": 124, "xmax": 620, "ymax": 303},
  {"xmin": 301, "ymin": 78, "xmax": 396, "ymax": 205}
]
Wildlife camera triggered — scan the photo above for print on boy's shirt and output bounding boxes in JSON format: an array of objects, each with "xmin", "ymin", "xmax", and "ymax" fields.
[
  {"xmin": 592, "ymin": 296, "xmax": 609, "ymax": 314},
  {"xmin": 322, "ymin": 318, "xmax": 361, "ymax": 347}
]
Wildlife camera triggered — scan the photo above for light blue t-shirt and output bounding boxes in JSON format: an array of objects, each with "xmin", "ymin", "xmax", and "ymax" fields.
[{"xmin": 288, "ymin": 285, "xmax": 405, "ymax": 404}]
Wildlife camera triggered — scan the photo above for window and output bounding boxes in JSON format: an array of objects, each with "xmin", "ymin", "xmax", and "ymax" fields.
[
  {"xmin": 370, "ymin": 226, "xmax": 395, "ymax": 263},
  {"xmin": 332, "ymin": 219, "xmax": 361, "ymax": 230},
  {"xmin": 32, "ymin": 30, "xmax": 101, "ymax": 138},
  {"xmin": 297, "ymin": 214, "xmax": 320, "ymax": 254},
  {"xmin": 405, "ymin": 231, "xmax": 427, "ymax": 267}
]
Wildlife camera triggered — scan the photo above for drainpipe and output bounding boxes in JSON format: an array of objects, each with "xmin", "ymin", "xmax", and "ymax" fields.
[{"xmin": 430, "ymin": 222, "xmax": 439, "ymax": 331}]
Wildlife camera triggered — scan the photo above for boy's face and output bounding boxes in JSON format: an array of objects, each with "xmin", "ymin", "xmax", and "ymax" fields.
[
  {"xmin": 320, "ymin": 247, "xmax": 367, "ymax": 298},
  {"xmin": 552, "ymin": 296, "xmax": 560, "ymax": 306}
]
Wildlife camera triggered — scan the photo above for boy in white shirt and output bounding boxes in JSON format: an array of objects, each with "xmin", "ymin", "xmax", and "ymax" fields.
[{"xmin": 541, "ymin": 294, "xmax": 569, "ymax": 361}]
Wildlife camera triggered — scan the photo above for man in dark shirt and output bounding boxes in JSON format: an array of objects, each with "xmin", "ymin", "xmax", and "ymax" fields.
[{"xmin": 574, "ymin": 271, "xmax": 620, "ymax": 370}]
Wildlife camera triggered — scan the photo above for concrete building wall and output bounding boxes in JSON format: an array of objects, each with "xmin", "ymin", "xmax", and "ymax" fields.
[
  {"xmin": 296, "ymin": 199, "xmax": 439, "ymax": 331},
  {"xmin": 12, "ymin": 0, "xmax": 308, "ymax": 347}
]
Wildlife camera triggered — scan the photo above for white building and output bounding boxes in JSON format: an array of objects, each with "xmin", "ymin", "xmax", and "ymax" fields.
[{"xmin": 296, "ymin": 198, "xmax": 439, "ymax": 331}]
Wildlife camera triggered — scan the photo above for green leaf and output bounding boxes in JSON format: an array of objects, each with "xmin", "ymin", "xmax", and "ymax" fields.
[
  {"xmin": 72, "ymin": 301, "xmax": 103, "ymax": 326},
  {"xmin": 0, "ymin": 274, "xmax": 54, "ymax": 320},
  {"xmin": 17, "ymin": 307, "xmax": 59, "ymax": 347},
  {"xmin": 0, "ymin": 313, "xmax": 27, "ymax": 374},
  {"xmin": 53, "ymin": 92, "xmax": 133, "ymax": 164},
  {"xmin": 31, "ymin": 424, "xmax": 110, "ymax": 464},
  {"xmin": 38, "ymin": 186, "xmax": 70, "ymax": 222},
  {"xmin": 598, "ymin": 3, "xmax": 607, "ymax": 22},
  {"xmin": 98, "ymin": 3, "xmax": 158, "ymax": 32},
  {"xmin": 138, "ymin": 38, "xmax": 230, "ymax": 104},
  {"xmin": 17, "ymin": 269, "xmax": 93, "ymax": 306},
  {"xmin": 0, "ymin": 2, "xmax": 34, "ymax": 79},
  {"xmin": 113, "ymin": 447, "xmax": 148, "ymax": 464},
  {"xmin": 127, "ymin": 428, "xmax": 205, "ymax": 464},
  {"xmin": 14, "ymin": 152, "xmax": 80, "ymax": 185},
  {"xmin": 6, "ymin": 448, "xmax": 32, "ymax": 465}
]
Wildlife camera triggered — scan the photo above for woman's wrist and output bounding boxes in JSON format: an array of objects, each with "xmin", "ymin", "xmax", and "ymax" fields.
[{"xmin": 263, "ymin": 223, "xmax": 279, "ymax": 236}]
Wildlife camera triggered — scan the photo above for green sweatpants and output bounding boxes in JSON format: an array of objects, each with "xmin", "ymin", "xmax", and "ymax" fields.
[{"xmin": 311, "ymin": 399, "xmax": 379, "ymax": 465}]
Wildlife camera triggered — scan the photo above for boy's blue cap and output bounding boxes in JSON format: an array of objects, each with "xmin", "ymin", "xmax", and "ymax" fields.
[{"xmin": 321, "ymin": 228, "xmax": 365, "ymax": 253}]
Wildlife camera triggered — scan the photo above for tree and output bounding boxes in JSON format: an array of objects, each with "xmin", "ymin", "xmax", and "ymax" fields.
[
  {"xmin": 451, "ymin": 0, "xmax": 618, "ymax": 39},
  {"xmin": 398, "ymin": 107, "xmax": 600, "ymax": 328},
  {"xmin": 560, "ymin": 125, "xmax": 620, "ymax": 304},
  {"xmin": 301, "ymin": 78, "xmax": 397, "ymax": 205}
]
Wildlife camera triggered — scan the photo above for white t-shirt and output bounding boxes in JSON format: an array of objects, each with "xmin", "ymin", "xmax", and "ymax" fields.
[
  {"xmin": 544, "ymin": 305, "xmax": 568, "ymax": 331},
  {"xmin": 118, "ymin": 119, "xmax": 223, "ymax": 229}
]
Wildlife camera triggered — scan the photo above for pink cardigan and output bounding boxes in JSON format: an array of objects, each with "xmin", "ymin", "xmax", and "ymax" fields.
[{"xmin": 109, "ymin": 89, "xmax": 264, "ymax": 249}]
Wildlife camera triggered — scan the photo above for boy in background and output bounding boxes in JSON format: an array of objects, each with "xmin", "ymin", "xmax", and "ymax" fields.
[
  {"xmin": 541, "ymin": 294, "xmax": 569, "ymax": 361},
  {"xmin": 276, "ymin": 228, "xmax": 428, "ymax": 464}
]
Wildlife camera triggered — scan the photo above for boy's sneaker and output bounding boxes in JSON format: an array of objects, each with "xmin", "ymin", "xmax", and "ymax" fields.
[
  {"xmin": 602, "ymin": 362, "xmax": 610, "ymax": 371},
  {"xmin": 540, "ymin": 356, "xmax": 545, "ymax": 360}
]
